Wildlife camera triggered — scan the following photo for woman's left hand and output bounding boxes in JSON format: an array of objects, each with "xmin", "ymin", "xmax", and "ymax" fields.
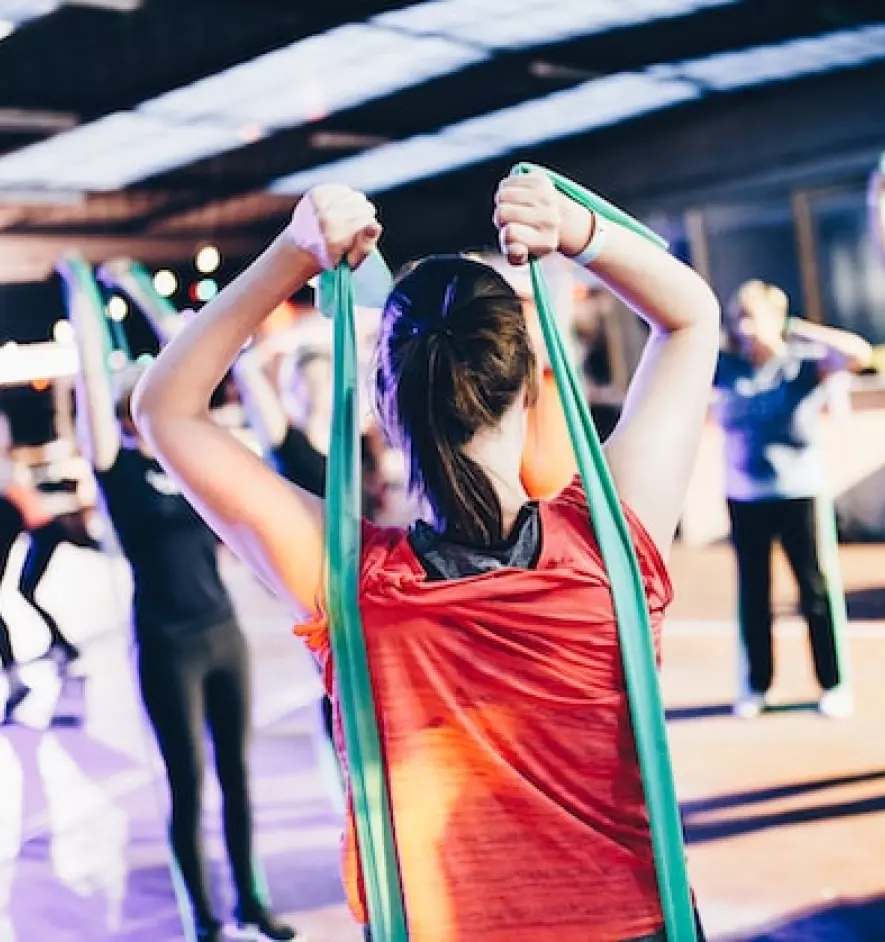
[{"xmin": 493, "ymin": 171, "xmax": 593, "ymax": 266}]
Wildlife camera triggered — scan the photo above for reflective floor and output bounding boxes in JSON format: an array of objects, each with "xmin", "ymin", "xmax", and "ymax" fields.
[{"xmin": 1, "ymin": 538, "xmax": 884, "ymax": 941}]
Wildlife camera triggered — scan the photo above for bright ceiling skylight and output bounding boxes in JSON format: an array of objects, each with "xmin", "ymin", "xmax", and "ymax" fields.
[
  {"xmin": 142, "ymin": 23, "xmax": 480, "ymax": 129},
  {"xmin": 655, "ymin": 23, "xmax": 885, "ymax": 90},
  {"xmin": 271, "ymin": 73, "xmax": 699, "ymax": 195},
  {"xmin": 0, "ymin": 0, "xmax": 139, "ymax": 38},
  {"xmin": 0, "ymin": 0, "xmax": 740, "ymax": 190},
  {"xmin": 375, "ymin": 0, "xmax": 736, "ymax": 51},
  {"xmin": 0, "ymin": 112, "xmax": 243, "ymax": 191},
  {"xmin": 0, "ymin": 0, "xmax": 58, "ymax": 36},
  {"xmin": 271, "ymin": 24, "xmax": 885, "ymax": 196}
]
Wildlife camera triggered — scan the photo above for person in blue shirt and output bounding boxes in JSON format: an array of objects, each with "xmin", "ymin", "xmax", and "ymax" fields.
[{"xmin": 714, "ymin": 279, "xmax": 873, "ymax": 719}]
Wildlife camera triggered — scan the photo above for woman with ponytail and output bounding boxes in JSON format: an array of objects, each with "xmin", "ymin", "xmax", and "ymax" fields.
[{"xmin": 132, "ymin": 172, "xmax": 720, "ymax": 941}]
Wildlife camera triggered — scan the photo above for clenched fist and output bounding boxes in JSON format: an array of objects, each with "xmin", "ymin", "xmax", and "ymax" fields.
[
  {"xmin": 288, "ymin": 184, "xmax": 382, "ymax": 272},
  {"xmin": 493, "ymin": 171, "xmax": 594, "ymax": 266}
]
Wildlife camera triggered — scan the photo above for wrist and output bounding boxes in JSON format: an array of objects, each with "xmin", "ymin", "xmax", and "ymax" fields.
[
  {"xmin": 272, "ymin": 230, "xmax": 324, "ymax": 282},
  {"xmin": 557, "ymin": 198, "xmax": 595, "ymax": 259},
  {"xmin": 785, "ymin": 317, "xmax": 810, "ymax": 339}
]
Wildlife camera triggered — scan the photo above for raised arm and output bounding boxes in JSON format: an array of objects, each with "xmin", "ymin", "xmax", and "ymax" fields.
[
  {"xmin": 58, "ymin": 254, "xmax": 121, "ymax": 472},
  {"xmin": 787, "ymin": 318, "xmax": 873, "ymax": 375},
  {"xmin": 97, "ymin": 258, "xmax": 182, "ymax": 345},
  {"xmin": 495, "ymin": 172, "xmax": 721, "ymax": 556},
  {"xmin": 231, "ymin": 345, "xmax": 289, "ymax": 452},
  {"xmin": 132, "ymin": 186, "xmax": 380, "ymax": 614}
]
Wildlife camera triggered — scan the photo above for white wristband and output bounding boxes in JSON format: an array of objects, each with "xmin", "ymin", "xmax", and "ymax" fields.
[{"xmin": 568, "ymin": 215, "xmax": 609, "ymax": 268}]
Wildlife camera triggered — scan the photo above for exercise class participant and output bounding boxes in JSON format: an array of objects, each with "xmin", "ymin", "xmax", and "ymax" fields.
[
  {"xmin": 1, "ymin": 412, "xmax": 82, "ymax": 723},
  {"xmin": 132, "ymin": 170, "xmax": 719, "ymax": 941},
  {"xmin": 59, "ymin": 259, "xmax": 296, "ymax": 942},
  {"xmin": 9, "ymin": 473, "xmax": 82, "ymax": 665},
  {"xmin": 715, "ymin": 279, "xmax": 873, "ymax": 719},
  {"xmin": 0, "ymin": 419, "xmax": 27, "ymax": 720}
]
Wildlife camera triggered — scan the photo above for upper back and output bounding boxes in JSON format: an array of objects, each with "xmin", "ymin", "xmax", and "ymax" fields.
[{"xmin": 299, "ymin": 477, "xmax": 674, "ymax": 938}]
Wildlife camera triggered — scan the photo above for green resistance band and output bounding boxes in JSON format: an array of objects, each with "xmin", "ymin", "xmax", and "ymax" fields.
[
  {"xmin": 62, "ymin": 256, "xmax": 120, "ymax": 375},
  {"xmin": 67, "ymin": 257, "xmax": 132, "ymax": 360},
  {"xmin": 124, "ymin": 260, "xmax": 181, "ymax": 323},
  {"xmin": 512, "ymin": 163, "xmax": 696, "ymax": 942},
  {"xmin": 319, "ymin": 260, "xmax": 409, "ymax": 942},
  {"xmin": 318, "ymin": 160, "xmax": 694, "ymax": 940},
  {"xmin": 815, "ymin": 495, "xmax": 852, "ymax": 692}
]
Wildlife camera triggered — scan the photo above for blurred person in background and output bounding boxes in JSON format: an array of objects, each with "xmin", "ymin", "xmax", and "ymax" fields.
[
  {"xmin": 233, "ymin": 336, "xmax": 387, "ymax": 797},
  {"xmin": 59, "ymin": 257, "xmax": 296, "ymax": 942},
  {"xmin": 715, "ymin": 279, "xmax": 873, "ymax": 720},
  {"xmin": 1, "ymin": 411, "xmax": 82, "ymax": 722},
  {"xmin": 0, "ymin": 411, "xmax": 28, "ymax": 719},
  {"xmin": 130, "ymin": 171, "xmax": 719, "ymax": 942}
]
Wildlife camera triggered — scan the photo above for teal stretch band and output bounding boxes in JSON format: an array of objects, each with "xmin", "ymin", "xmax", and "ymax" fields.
[
  {"xmin": 62, "ymin": 257, "xmax": 120, "ymax": 374},
  {"xmin": 319, "ymin": 160, "xmax": 693, "ymax": 940},
  {"xmin": 513, "ymin": 162, "xmax": 695, "ymax": 942},
  {"xmin": 319, "ymin": 260, "xmax": 409, "ymax": 942},
  {"xmin": 815, "ymin": 496, "xmax": 852, "ymax": 692}
]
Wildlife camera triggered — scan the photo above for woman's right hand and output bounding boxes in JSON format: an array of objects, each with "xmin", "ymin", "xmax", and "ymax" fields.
[{"xmin": 287, "ymin": 184, "xmax": 382, "ymax": 273}]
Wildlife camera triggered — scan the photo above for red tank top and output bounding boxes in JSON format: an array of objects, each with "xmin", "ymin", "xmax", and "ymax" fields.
[{"xmin": 296, "ymin": 476, "xmax": 673, "ymax": 942}]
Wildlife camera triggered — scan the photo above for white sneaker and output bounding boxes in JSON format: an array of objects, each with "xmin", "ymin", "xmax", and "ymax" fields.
[
  {"xmin": 733, "ymin": 693, "xmax": 767, "ymax": 719},
  {"xmin": 818, "ymin": 688, "xmax": 854, "ymax": 719}
]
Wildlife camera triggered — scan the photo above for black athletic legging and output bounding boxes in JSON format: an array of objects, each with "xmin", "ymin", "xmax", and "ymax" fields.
[
  {"xmin": 137, "ymin": 615, "xmax": 261, "ymax": 926},
  {"xmin": 18, "ymin": 520, "xmax": 75, "ymax": 652},
  {"xmin": 0, "ymin": 516, "xmax": 79, "ymax": 668},
  {"xmin": 0, "ymin": 495, "xmax": 23, "ymax": 670},
  {"xmin": 728, "ymin": 496, "xmax": 840, "ymax": 694}
]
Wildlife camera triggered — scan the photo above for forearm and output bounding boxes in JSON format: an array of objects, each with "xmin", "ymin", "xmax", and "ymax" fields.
[
  {"xmin": 232, "ymin": 346, "xmax": 289, "ymax": 451},
  {"xmin": 788, "ymin": 318, "xmax": 873, "ymax": 371},
  {"xmin": 134, "ymin": 233, "xmax": 319, "ymax": 427},
  {"xmin": 561, "ymin": 202, "xmax": 720, "ymax": 335},
  {"xmin": 59, "ymin": 257, "xmax": 120, "ymax": 468}
]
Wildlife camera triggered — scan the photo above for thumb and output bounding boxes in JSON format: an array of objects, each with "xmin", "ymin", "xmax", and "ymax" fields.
[
  {"xmin": 346, "ymin": 221, "xmax": 383, "ymax": 270},
  {"xmin": 500, "ymin": 227, "xmax": 528, "ymax": 266}
]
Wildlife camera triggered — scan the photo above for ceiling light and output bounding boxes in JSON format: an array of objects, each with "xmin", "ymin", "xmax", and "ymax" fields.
[
  {"xmin": 52, "ymin": 320, "xmax": 74, "ymax": 344},
  {"xmin": 106, "ymin": 295, "xmax": 128, "ymax": 321},
  {"xmin": 152, "ymin": 269, "xmax": 177, "ymax": 297},
  {"xmin": 195, "ymin": 245, "xmax": 220, "ymax": 274},
  {"xmin": 193, "ymin": 278, "xmax": 218, "ymax": 302}
]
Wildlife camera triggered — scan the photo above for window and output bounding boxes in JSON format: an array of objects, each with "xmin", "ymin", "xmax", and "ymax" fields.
[{"xmin": 810, "ymin": 186, "xmax": 885, "ymax": 344}]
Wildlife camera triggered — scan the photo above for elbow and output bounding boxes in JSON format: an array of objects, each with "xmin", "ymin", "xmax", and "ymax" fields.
[
  {"xmin": 668, "ymin": 279, "xmax": 720, "ymax": 339},
  {"xmin": 130, "ymin": 366, "xmax": 164, "ymax": 439},
  {"xmin": 695, "ymin": 278, "xmax": 722, "ymax": 331}
]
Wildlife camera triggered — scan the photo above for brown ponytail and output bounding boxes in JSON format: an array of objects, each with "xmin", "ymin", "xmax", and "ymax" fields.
[{"xmin": 375, "ymin": 256, "xmax": 537, "ymax": 545}]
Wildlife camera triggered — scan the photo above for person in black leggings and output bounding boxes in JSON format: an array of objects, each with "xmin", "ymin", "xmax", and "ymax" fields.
[
  {"xmin": 0, "ymin": 491, "xmax": 29, "ymax": 721},
  {"xmin": 18, "ymin": 518, "xmax": 82, "ymax": 662},
  {"xmin": 61, "ymin": 256, "xmax": 296, "ymax": 942},
  {"xmin": 714, "ymin": 280, "xmax": 873, "ymax": 719},
  {"xmin": 1, "ymin": 414, "xmax": 82, "ymax": 722}
]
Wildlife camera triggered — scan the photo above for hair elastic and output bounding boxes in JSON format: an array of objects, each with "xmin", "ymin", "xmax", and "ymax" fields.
[{"xmin": 569, "ymin": 214, "xmax": 609, "ymax": 268}]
